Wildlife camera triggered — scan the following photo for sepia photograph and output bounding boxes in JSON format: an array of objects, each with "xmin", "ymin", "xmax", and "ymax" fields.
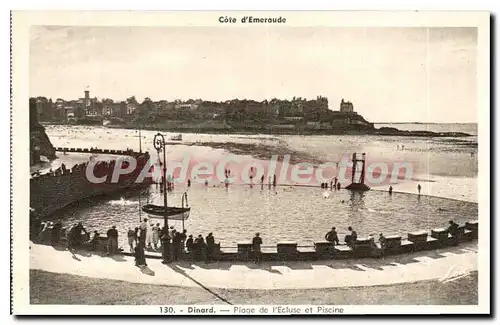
[{"xmin": 10, "ymin": 10, "xmax": 490, "ymax": 315}]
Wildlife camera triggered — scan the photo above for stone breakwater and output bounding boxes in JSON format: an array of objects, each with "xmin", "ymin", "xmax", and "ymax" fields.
[{"xmin": 30, "ymin": 151, "xmax": 153, "ymax": 218}]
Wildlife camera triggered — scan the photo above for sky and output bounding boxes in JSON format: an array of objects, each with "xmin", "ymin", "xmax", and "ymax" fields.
[{"xmin": 30, "ymin": 26, "xmax": 477, "ymax": 123}]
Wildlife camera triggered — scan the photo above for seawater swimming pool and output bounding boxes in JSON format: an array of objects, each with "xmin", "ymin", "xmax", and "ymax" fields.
[{"xmin": 54, "ymin": 184, "xmax": 477, "ymax": 248}]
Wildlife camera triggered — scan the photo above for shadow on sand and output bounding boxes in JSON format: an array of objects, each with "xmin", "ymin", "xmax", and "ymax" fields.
[
  {"xmin": 159, "ymin": 242, "xmax": 475, "ymax": 274},
  {"xmin": 138, "ymin": 265, "xmax": 156, "ymax": 276}
]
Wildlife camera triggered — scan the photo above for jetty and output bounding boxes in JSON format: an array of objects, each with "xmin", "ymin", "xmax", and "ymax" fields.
[{"xmin": 54, "ymin": 147, "xmax": 140, "ymax": 156}]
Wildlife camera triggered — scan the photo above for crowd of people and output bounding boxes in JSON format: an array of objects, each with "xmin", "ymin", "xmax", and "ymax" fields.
[
  {"xmin": 121, "ymin": 218, "xmax": 222, "ymax": 265},
  {"xmin": 33, "ymin": 218, "xmax": 93, "ymax": 249}
]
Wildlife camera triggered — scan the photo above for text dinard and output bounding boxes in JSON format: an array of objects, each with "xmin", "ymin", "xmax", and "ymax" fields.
[{"xmin": 219, "ymin": 16, "xmax": 287, "ymax": 24}]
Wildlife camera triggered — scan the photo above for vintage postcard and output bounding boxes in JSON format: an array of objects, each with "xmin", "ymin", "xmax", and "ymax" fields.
[{"xmin": 11, "ymin": 11, "xmax": 490, "ymax": 315}]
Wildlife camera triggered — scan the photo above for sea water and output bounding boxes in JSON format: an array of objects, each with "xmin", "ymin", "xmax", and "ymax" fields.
[{"xmin": 35, "ymin": 124, "xmax": 478, "ymax": 247}]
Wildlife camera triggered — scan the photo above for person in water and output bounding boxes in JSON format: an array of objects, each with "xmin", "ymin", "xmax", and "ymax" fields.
[
  {"xmin": 388, "ymin": 185, "xmax": 393, "ymax": 195},
  {"xmin": 417, "ymin": 184, "xmax": 422, "ymax": 195}
]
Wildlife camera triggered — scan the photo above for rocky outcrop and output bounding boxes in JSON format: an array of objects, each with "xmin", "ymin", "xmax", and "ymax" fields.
[
  {"xmin": 374, "ymin": 126, "xmax": 471, "ymax": 137},
  {"xmin": 30, "ymin": 98, "xmax": 56, "ymax": 165}
]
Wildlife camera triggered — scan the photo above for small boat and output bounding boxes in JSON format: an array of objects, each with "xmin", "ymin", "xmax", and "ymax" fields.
[
  {"xmin": 141, "ymin": 204, "xmax": 191, "ymax": 221},
  {"xmin": 170, "ymin": 134, "xmax": 182, "ymax": 141}
]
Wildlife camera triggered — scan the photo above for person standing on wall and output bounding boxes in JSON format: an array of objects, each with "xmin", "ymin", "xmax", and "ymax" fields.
[
  {"xmin": 106, "ymin": 225, "xmax": 118, "ymax": 255},
  {"xmin": 252, "ymin": 232, "xmax": 263, "ymax": 263}
]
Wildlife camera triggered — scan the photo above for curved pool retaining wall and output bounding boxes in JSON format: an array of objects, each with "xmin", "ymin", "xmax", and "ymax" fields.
[{"xmin": 30, "ymin": 150, "xmax": 153, "ymax": 217}]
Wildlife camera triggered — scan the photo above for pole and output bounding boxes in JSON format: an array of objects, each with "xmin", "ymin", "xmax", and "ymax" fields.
[
  {"xmin": 361, "ymin": 153, "xmax": 366, "ymax": 184},
  {"xmin": 153, "ymin": 133, "xmax": 169, "ymax": 230},
  {"xmin": 154, "ymin": 132, "xmax": 170, "ymax": 263},
  {"xmin": 138, "ymin": 127, "xmax": 142, "ymax": 153},
  {"xmin": 163, "ymin": 142, "xmax": 168, "ymax": 230}
]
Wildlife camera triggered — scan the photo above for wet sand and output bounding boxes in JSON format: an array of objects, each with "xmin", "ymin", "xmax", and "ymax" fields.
[{"xmin": 185, "ymin": 141, "xmax": 323, "ymax": 166}]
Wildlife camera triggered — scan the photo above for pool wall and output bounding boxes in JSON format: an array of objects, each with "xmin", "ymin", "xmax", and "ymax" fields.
[
  {"xmin": 111, "ymin": 220, "xmax": 477, "ymax": 261},
  {"xmin": 30, "ymin": 151, "xmax": 153, "ymax": 217}
]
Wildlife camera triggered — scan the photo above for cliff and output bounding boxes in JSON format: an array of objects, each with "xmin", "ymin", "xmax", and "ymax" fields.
[{"xmin": 30, "ymin": 98, "xmax": 56, "ymax": 165}]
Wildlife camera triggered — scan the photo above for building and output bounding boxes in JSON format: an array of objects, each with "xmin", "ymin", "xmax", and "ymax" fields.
[
  {"xmin": 340, "ymin": 99, "xmax": 354, "ymax": 113},
  {"xmin": 64, "ymin": 107, "xmax": 76, "ymax": 122},
  {"xmin": 175, "ymin": 103, "xmax": 198, "ymax": 111},
  {"xmin": 127, "ymin": 103, "xmax": 137, "ymax": 115}
]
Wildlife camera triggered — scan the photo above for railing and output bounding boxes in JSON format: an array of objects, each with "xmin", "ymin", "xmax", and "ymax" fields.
[{"xmin": 53, "ymin": 147, "xmax": 147, "ymax": 157}]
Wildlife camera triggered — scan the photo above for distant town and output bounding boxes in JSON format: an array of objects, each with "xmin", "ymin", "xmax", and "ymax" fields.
[{"xmin": 31, "ymin": 88, "xmax": 374, "ymax": 131}]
